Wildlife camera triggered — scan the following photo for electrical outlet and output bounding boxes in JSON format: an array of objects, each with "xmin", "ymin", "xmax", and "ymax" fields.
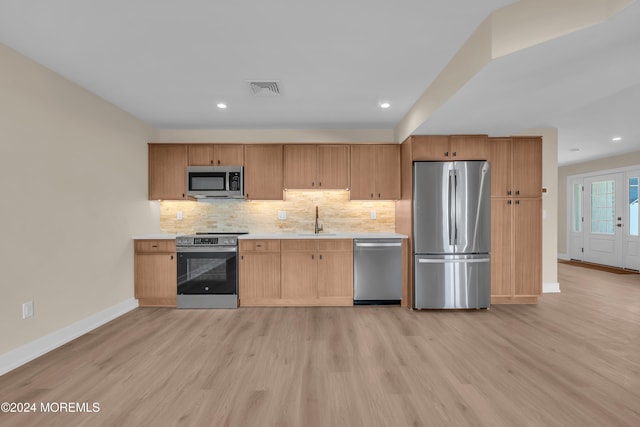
[
  {"xmin": 177, "ymin": 211, "xmax": 183, "ymax": 220},
  {"xmin": 278, "ymin": 211, "xmax": 287, "ymax": 220},
  {"xmin": 22, "ymin": 301, "xmax": 33, "ymax": 319},
  {"xmin": 370, "ymin": 210, "xmax": 377, "ymax": 220}
]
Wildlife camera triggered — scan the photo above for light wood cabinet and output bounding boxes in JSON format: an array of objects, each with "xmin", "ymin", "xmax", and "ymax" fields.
[
  {"xmin": 283, "ymin": 145, "xmax": 349, "ymax": 189},
  {"xmin": 489, "ymin": 136, "xmax": 542, "ymax": 198},
  {"xmin": 488, "ymin": 135, "xmax": 542, "ymax": 303},
  {"xmin": 412, "ymin": 135, "xmax": 488, "ymax": 161},
  {"xmin": 134, "ymin": 240, "xmax": 177, "ymax": 307},
  {"xmin": 350, "ymin": 144, "xmax": 400, "ymax": 200},
  {"xmin": 148, "ymin": 144, "xmax": 188, "ymax": 200},
  {"xmin": 188, "ymin": 144, "xmax": 243, "ymax": 166},
  {"xmin": 244, "ymin": 144, "xmax": 283, "ymax": 200},
  {"xmin": 239, "ymin": 240, "xmax": 281, "ymax": 306},
  {"xmin": 281, "ymin": 239, "xmax": 353, "ymax": 306}
]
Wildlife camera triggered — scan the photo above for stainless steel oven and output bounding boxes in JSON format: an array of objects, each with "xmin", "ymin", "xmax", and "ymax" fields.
[{"xmin": 176, "ymin": 233, "xmax": 244, "ymax": 308}]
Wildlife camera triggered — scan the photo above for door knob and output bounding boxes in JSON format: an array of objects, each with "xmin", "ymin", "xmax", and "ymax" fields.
[{"xmin": 616, "ymin": 224, "xmax": 623, "ymax": 228}]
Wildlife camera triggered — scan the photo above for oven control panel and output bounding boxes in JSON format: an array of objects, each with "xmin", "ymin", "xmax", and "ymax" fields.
[{"xmin": 176, "ymin": 235, "xmax": 239, "ymax": 247}]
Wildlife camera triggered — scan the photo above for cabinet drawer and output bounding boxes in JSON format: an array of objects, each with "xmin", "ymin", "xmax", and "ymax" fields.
[
  {"xmin": 317, "ymin": 239, "xmax": 352, "ymax": 252},
  {"xmin": 135, "ymin": 240, "xmax": 176, "ymax": 253},
  {"xmin": 239, "ymin": 240, "xmax": 280, "ymax": 253},
  {"xmin": 281, "ymin": 239, "xmax": 317, "ymax": 252}
]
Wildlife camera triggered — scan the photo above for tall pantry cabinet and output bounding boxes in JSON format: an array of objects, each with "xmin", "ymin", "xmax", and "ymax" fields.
[{"xmin": 489, "ymin": 136, "xmax": 543, "ymax": 304}]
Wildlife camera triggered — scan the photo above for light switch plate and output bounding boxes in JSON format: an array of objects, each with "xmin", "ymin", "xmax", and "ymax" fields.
[
  {"xmin": 22, "ymin": 301, "xmax": 33, "ymax": 319},
  {"xmin": 177, "ymin": 211, "xmax": 183, "ymax": 220},
  {"xmin": 278, "ymin": 211, "xmax": 287, "ymax": 220},
  {"xmin": 370, "ymin": 210, "xmax": 377, "ymax": 220}
]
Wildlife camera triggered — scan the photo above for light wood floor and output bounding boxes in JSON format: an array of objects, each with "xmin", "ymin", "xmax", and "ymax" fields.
[{"xmin": 1, "ymin": 264, "xmax": 638, "ymax": 426}]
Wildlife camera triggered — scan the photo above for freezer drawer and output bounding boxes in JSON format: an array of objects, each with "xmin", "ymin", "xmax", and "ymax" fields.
[
  {"xmin": 413, "ymin": 255, "xmax": 490, "ymax": 309},
  {"xmin": 354, "ymin": 239, "xmax": 402, "ymax": 304}
]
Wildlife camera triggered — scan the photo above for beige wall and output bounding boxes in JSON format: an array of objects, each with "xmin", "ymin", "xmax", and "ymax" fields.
[
  {"xmin": 0, "ymin": 43, "xmax": 157, "ymax": 354},
  {"xmin": 160, "ymin": 190, "xmax": 395, "ymax": 234},
  {"xmin": 558, "ymin": 151, "xmax": 640, "ymax": 255}
]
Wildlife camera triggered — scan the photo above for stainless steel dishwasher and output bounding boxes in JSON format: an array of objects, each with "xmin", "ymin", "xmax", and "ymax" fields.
[{"xmin": 353, "ymin": 239, "xmax": 403, "ymax": 305}]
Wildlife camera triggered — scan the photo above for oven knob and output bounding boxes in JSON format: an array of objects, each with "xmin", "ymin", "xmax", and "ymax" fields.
[{"xmin": 205, "ymin": 286, "xmax": 209, "ymax": 291}]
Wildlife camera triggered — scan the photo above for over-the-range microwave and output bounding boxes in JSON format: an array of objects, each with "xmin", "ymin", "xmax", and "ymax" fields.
[{"xmin": 186, "ymin": 166, "xmax": 244, "ymax": 199}]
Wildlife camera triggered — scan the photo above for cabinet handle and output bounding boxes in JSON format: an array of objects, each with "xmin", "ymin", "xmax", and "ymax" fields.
[
  {"xmin": 320, "ymin": 254, "xmax": 323, "ymax": 260},
  {"xmin": 241, "ymin": 255, "xmax": 243, "ymax": 260},
  {"xmin": 444, "ymin": 151, "xmax": 449, "ymax": 157},
  {"xmin": 319, "ymin": 181, "xmax": 322, "ymax": 187},
  {"xmin": 312, "ymin": 182, "xmax": 315, "ymax": 187},
  {"xmin": 452, "ymin": 151, "xmax": 457, "ymax": 156},
  {"xmin": 312, "ymin": 254, "xmax": 315, "ymax": 260},
  {"xmin": 256, "ymin": 244, "xmax": 262, "ymax": 248},
  {"xmin": 507, "ymin": 191, "xmax": 512, "ymax": 196},
  {"xmin": 170, "ymin": 255, "xmax": 174, "ymax": 260},
  {"xmin": 151, "ymin": 245, "xmax": 158, "ymax": 248},
  {"xmin": 515, "ymin": 190, "xmax": 520, "ymax": 195},
  {"xmin": 210, "ymin": 160, "xmax": 214, "ymax": 165},
  {"xmin": 217, "ymin": 160, "xmax": 221, "ymax": 165},
  {"xmin": 378, "ymin": 193, "xmax": 381, "ymax": 198},
  {"xmin": 370, "ymin": 193, "xmax": 374, "ymax": 198},
  {"xmin": 182, "ymin": 193, "xmax": 185, "ymax": 198},
  {"xmin": 508, "ymin": 200, "xmax": 512, "ymax": 205},
  {"xmin": 515, "ymin": 200, "xmax": 520, "ymax": 205}
]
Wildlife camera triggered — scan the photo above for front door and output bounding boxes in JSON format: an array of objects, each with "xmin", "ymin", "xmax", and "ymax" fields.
[{"xmin": 583, "ymin": 173, "xmax": 624, "ymax": 267}]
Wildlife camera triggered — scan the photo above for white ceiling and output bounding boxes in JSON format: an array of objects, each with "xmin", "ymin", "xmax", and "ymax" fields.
[{"xmin": 0, "ymin": 0, "xmax": 638, "ymax": 165}]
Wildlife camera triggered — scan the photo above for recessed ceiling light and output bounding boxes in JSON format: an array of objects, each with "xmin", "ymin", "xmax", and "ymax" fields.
[
  {"xmin": 216, "ymin": 103, "xmax": 227, "ymax": 109},
  {"xmin": 379, "ymin": 102, "xmax": 391, "ymax": 109},
  {"xmin": 612, "ymin": 136, "xmax": 622, "ymax": 142},
  {"xmin": 569, "ymin": 148, "xmax": 580, "ymax": 152}
]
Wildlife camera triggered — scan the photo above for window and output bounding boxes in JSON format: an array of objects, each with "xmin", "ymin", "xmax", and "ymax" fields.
[
  {"xmin": 591, "ymin": 180, "xmax": 615, "ymax": 234},
  {"xmin": 630, "ymin": 177, "xmax": 638, "ymax": 236}
]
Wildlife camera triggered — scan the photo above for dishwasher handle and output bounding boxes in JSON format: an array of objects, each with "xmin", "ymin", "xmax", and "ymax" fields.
[{"xmin": 355, "ymin": 242, "xmax": 402, "ymax": 247}]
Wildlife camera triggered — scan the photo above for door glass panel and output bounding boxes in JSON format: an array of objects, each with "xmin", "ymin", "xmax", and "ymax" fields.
[
  {"xmin": 630, "ymin": 177, "xmax": 639, "ymax": 236},
  {"xmin": 573, "ymin": 183, "xmax": 582, "ymax": 232},
  {"xmin": 591, "ymin": 180, "xmax": 615, "ymax": 234}
]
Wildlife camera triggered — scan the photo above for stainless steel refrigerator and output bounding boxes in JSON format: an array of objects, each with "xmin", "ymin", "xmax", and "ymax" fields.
[{"xmin": 413, "ymin": 161, "xmax": 491, "ymax": 309}]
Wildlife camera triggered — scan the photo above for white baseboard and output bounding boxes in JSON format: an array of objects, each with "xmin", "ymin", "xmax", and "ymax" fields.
[
  {"xmin": 558, "ymin": 253, "xmax": 570, "ymax": 261},
  {"xmin": 543, "ymin": 282, "xmax": 561, "ymax": 293},
  {"xmin": 0, "ymin": 298, "xmax": 138, "ymax": 377}
]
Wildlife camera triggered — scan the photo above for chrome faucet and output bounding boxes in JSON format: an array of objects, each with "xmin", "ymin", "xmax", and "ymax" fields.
[{"xmin": 314, "ymin": 206, "xmax": 323, "ymax": 234}]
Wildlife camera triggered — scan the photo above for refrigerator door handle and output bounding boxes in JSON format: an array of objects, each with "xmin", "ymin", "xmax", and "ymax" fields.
[{"xmin": 448, "ymin": 170, "xmax": 456, "ymax": 246}]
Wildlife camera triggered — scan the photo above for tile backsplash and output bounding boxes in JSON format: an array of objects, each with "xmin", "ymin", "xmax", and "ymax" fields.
[{"xmin": 160, "ymin": 190, "xmax": 395, "ymax": 234}]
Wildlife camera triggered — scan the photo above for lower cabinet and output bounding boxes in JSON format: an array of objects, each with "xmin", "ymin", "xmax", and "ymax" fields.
[
  {"xmin": 238, "ymin": 240, "xmax": 281, "ymax": 306},
  {"xmin": 239, "ymin": 239, "xmax": 353, "ymax": 306},
  {"xmin": 134, "ymin": 240, "xmax": 177, "ymax": 307},
  {"xmin": 491, "ymin": 198, "xmax": 542, "ymax": 304}
]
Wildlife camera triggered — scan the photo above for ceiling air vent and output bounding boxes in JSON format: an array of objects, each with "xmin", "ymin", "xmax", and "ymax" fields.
[{"xmin": 247, "ymin": 80, "xmax": 281, "ymax": 96}]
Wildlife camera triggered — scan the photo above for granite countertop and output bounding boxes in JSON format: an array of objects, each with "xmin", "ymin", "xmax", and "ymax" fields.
[
  {"xmin": 238, "ymin": 232, "xmax": 407, "ymax": 239},
  {"xmin": 132, "ymin": 234, "xmax": 179, "ymax": 240},
  {"xmin": 133, "ymin": 232, "xmax": 408, "ymax": 240}
]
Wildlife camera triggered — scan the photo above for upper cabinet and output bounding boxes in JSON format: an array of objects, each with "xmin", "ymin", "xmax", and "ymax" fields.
[
  {"xmin": 350, "ymin": 144, "xmax": 400, "ymax": 200},
  {"xmin": 244, "ymin": 144, "xmax": 284, "ymax": 200},
  {"xmin": 188, "ymin": 144, "xmax": 244, "ymax": 166},
  {"xmin": 412, "ymin": 135, "xmax": 488, "ymax": 160},
  {"xmin": 283, "ymin": 145, "xmax": 349, "ymax": 189},
  {"xmin": 489, "ymin": 136, "xmax": 542, "ymax": 198},
  {"xmin": 148, "ymin": 144, "xmax": 188, "ymax": 200}
]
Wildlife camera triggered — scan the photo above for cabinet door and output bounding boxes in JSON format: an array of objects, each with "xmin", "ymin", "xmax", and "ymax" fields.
[
  {"xmin": 284, "ymin": 145, "xmax": 318, "ymax": 189},
  {"xmin": 450, "ymin": 135, "xmax": 488, "ymax": 160},
  {"xmin": 512, "ymin": 137, "xmax": 542, "ymax": 198},
  {"xmin": 513, "ymin": 198, "xmax": 542, "ymax": 296},
  {"xmin": 188, "ymin": 144, "xmax": 214, "ymax": 165},
  {"xmin": 490, "ymin": 199, "xmax": 512, "ymax": 297},
  {"xmin": 349, "ymin": 145, "xmax": 374, "ymax": 199},
  {"xmin": 317, "ymin": 240, "xmax": 353, "ymax": 305},
  {"xmin": 488, "ymin": 138, "xmax": 512, "ymax": 198},
  {"xmin": 215, "ymin": 144, "xmax": 244, "ymax": 166},
  {"xmin": 244, "ymin": 145, "xmax": 283, "ymax": 200},
  {"xmin": 281, "ymin": 240, "xmax": 317, "ymax": 300},
  {"xmin": 411, "ymin": 135, "xmax": 450, "ymax": 160},
  {"xmin": 239, "ymin": 253, "xmax": 281, "ymax": 304},
  {"xmin": 134, "ymin": 253, "xmax": 177, "ymax": 306},
  {"xmin": 317, "ymin": 145, "xmax": 349, "ymax": 189},
  {"xmin": 148, "ymin": 144, "xmax": 188, "ymax": 200},
  {"xmin": 374, "ymin": 145, "xmax": 401, "ymax": 200}
]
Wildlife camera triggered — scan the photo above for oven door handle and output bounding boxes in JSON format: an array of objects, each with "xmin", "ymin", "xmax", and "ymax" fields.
[{"xmin": 176, "ymin": 247, "xmax": 237, "ymax": 253}]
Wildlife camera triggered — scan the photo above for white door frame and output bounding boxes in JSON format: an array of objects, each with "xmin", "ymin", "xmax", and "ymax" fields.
[{"xmin": 567, "ymin": 165, "xmax": 640, "ymax": 270}]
